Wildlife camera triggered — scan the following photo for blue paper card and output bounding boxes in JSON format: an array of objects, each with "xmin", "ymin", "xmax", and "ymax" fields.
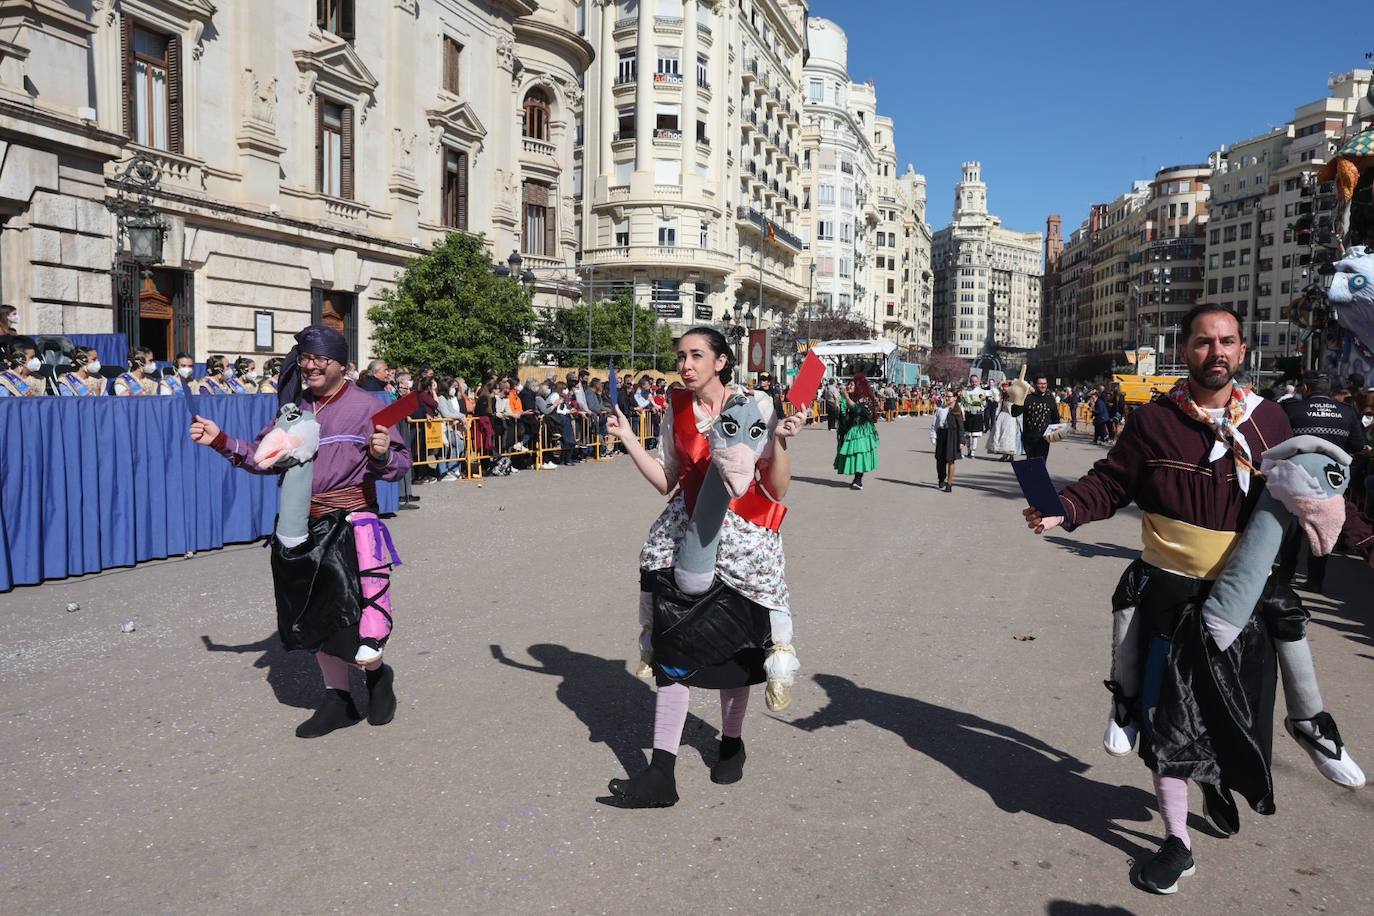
[{"xmin": 1012, "ymin": 457, "xmax": 1067, "ymax": 518}]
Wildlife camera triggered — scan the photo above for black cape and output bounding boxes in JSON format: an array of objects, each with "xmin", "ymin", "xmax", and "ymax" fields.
[{"xmin": 270, "ymin": 510, "xmax": 363, "ymax": 662}]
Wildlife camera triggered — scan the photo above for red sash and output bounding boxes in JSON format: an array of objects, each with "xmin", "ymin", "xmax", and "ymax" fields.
[{"xmin": 671, "ymin": 388, "xmax": 786, "ymax": 532}]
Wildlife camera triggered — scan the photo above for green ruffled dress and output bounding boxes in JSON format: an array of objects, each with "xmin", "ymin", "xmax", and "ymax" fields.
[{"xmin": 833, "ymin": 397, "xmax": 880, "ymax": 475}]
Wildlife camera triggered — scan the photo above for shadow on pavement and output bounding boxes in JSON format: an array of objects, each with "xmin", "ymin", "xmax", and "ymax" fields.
[
  {"xmin": 1303, "ymin": 559, "xmax": 1374, "ymax": 652},
  {"xmin": 790, "ymin": 474, "xmax": 858, "ymax": 489},
  {"xmin": 201, "ymin": 633, "xmax": 320, "ymax": 709},
  {"xmin": 490, "ymin": 643, "xmax": 720, "ymax": 778},
  {"xmin": 784, "ymin": 673, "xmax": 1160, "ymax": 860},
  {"xmin": 1041, "ymin": 536, "xmax": 1139, "ymax": 561},
  {"xmin": 1045, "ymin": 902, "xmax": 1134, "ymax": 915}
]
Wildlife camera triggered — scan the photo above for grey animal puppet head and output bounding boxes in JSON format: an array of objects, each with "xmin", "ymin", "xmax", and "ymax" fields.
[
  {"xmin": 252, "ymin": 401, "xmax": 322, "ymax": 467},
  {"xmin": 1260, "ymin": 435, "xmax": 1352, "ymax": 556},
  {"xmin": 708, "ymin": 394, "xmax": 770, "ymax": 499}
]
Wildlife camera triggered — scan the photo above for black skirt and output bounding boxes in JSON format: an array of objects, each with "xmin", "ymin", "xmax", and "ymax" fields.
[
  {"xmin": 270, "ymin": 510, "xmax": 363, "ymax": 662},
  {"xmin": 643, "ymin": 568, "xmax": 772, "ymax": 689}
]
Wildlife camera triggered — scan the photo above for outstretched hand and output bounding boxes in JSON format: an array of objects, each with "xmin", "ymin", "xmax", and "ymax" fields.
[
  {"xmin": 774, "ymin": 414, "xmax": 804, "ymax": 441},
  {"xmin": 189, "ymin": 414, "xmax": 220, "ymax": 445},
  {"xmin": 605, "ymin": 406, "xmax": 635, "ymax": 442},
  {"xmin": 1023, "ymin": 506, "xmax": 1063, "ymax": 535}
]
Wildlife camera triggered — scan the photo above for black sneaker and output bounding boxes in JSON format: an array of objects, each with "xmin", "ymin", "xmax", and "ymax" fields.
[{"xmin": 1138, "ymin": 836, "xmax": 1196, "ymax": 894}]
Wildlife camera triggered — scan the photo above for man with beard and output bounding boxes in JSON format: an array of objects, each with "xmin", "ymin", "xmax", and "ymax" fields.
[
  {"xmin": 1023, "ymin": 304, "xmax": 1364, "ymax": 895},
  {"xmin": 1016, "ymin": 373, "xmax": 1058, "ymax": 463}
]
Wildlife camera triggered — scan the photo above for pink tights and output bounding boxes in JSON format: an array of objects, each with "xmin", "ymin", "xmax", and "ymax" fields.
[
  {"xmin": 652, "ymin": 683, "xmax": 751, "ymax": 754},
  {"xmin": 1152, "ymin": 771, "xmax": 1191, "ymax": 849}
]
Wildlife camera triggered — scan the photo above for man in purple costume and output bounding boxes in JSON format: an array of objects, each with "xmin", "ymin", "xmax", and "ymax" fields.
[{"xmin": 191, "ymin": 325, "xmax": 410, "ymax": 738}]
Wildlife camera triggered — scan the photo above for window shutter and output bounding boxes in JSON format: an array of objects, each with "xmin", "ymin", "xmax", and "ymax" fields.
[
  {"xmin": 314, "ymin": 98, "xmax": 324, "ymax": 193},
  {"xmin": 340, "ymin": 0, "xmax": 355, "ymax": 41},
  {"xmin": 457, "ymin": 152, "xmax": 468, "ymax": 231},
  {"xmin": 340, "ymin": 105, "xmax": 354, "ymax": 200},
  {"xmin": 545, "ymin": 204, "xmax": 556, "ymax": 258},
  {"xmin": 316, "ymin": 0, "xmax": 326, "ymax": 30},
  {"xmin": 167, "ymin": 34, "xmax": 183, "ymax": 154},
  {"xmin": 121, "ymin": 15, "xmax": 134, "ymax": 137}
]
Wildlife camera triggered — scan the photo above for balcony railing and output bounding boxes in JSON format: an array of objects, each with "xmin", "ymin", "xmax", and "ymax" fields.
[
  {"xmin": 655, "ymin": 15, "xmax": 683, "ymax": 31},
  {"xmin": 522, "ymin": 137, "xmax": 556, "ymax": 157},
  {"xmin": 735, "ymin": 206, "xmax": 804, "ymax": 251},
  {"xmin": 613, "ymin": 130, "xmax": 635, "ymax": 142}
]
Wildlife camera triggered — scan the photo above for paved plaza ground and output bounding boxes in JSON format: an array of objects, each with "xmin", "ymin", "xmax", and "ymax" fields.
[{"xmin": 3, "ymin": 416, "xmax": 1372, "ymax": 915}]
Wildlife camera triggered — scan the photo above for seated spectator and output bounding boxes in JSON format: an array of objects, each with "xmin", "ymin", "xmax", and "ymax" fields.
[
  {"xmin": 227, "ymin": 357, "xmax": 257, "ymax": 393},
  {"xmin": 492, "ymin": 379, "xmax": 525, "ymax": 453},
  {"xmin": 159, "ymin": 351, "xmax": 195, "ymax": 395},
  {"xmin": 194, "ymin": 355, "xmax": 232, "ymax": 394},
  {"xmin": 584, "ymin": 377, "xmax": 613, "ymax": 458},
  {"xmin": 0, "ymin": 344, "xmax": 44, "ymax": 397},
  {"xmin": 517, "ymin": 378, "xmax": 541, "ymax": 450},
  {"xmin": 435, "ymin": 375, "xmax": 467, "ymax": 481},
  {"xmin": 58, "ymin": 347, "xmax": 106, "ymax": 396},
  {"xmin": 472, "ymin": 381, "xmax": 498, "ymax": 456},
  {"xmin": 114, "ymin": 347, "xmax": 158, "ymax": 396},
  {"xmin": 357, "ymin": 359, "xmax": 393, "ymax": 399}
]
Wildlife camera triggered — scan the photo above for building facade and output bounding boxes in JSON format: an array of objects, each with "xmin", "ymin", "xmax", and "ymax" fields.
[
  {"xmin": 931, "ymin": 161, "xmax": 1043, "ymax": 360},
  {"xmin": 575, "ymin": 0, "xmax": 809, "ymax": 358},
  {"xmin": 896, "ymin": 165, "xmax": 934, "ymax": 353},
  {"xmin": 1, "ymin": 0, "xmax": 592, "ymax": 362}
]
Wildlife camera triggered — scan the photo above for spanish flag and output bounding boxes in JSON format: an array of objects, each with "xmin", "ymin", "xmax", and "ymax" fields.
[{"xmin": 766, "ymin": 220, "xmax": 777, "ymax": 241}]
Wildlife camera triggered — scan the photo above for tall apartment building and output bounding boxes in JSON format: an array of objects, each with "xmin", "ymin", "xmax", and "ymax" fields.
[
  {"xmin": 1133, "ymin": 163, "xmax": 1211, "ymax": 359},
  {"xmin": 576, "ymin": 0, "xmax": 809, "ymax": 350},
  {"xmin": 797, "ymin": 17, "xmax": 874, "ymax": 329},
  {"xmin": 1206, "ymin": 70, "xmax": 1372, "ymax": 370},
  {"xmin": 1084, "ymin": 183, "xmax": 1149, "ymax": 359},
  {"xmin": 931, "ymin": 162, "xmax": 1043, "ymax": 359},
  {"xmin": 896, "ymin": 166, "xmax": 934, "ymax": 353},
  {"xmin": 1, "ymin": 1, "xmax": 593, "ymax": 361}
]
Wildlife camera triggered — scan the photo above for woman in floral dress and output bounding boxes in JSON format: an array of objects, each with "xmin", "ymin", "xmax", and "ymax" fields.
[{"xmin": 603, "ymin": 326, "xmax": 803, "ymax": 808}]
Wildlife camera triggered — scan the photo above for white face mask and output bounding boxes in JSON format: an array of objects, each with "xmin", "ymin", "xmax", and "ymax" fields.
[
  {"xmin": 86, "ymin": 361, "xmax": 102, "ymax": 375},
  {"xmin": 177, "ymin": 365, "xmax": 193, "ymax": 378},
  {"xmin": 448, "ymin": 387, "xmax": 456, "ymax": 397},
  {"xmin": 1363, "ymin": 416, "xmax": 1373, "ymax": 429},
  {"xmin": 25, "ymin": 357, "xmax": 41, "ymax": 373},
  {"xmin": 144, "ymin": 362, "xmax": 157, "ymax": 374},
  {"xmin": 242, "ymin": 371, "xmax": 258, "ymax": 382}
]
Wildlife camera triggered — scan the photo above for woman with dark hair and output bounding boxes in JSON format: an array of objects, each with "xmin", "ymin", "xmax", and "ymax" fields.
[
  {"xmin": 834, "ymin": 373, "xmax": 880, "ymax": 490},
  {"xmin": 932, "ymin": 390, "xmax": 964, "ymax": 491},
  {"xmin": 603, "ymin": 325, "xmax": 805, "ymax": 807},
  {"xmin": 195, "ymin": 355, "xmax": 232, "ymax": 394}
]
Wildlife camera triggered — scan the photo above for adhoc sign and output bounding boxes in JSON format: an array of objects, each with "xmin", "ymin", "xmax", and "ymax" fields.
[{"xmin": 746, "ymin": 329, "xmax": 770, "ymax": 373}]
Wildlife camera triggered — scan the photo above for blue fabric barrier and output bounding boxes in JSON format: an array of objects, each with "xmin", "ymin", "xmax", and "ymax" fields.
[
  {"xmin": 66, "ymin": 333, "xmax": 130, "ymax": 369},
  {"xmin": 0, "ymin": 393, "xmax": 399, "ymax": 592}
]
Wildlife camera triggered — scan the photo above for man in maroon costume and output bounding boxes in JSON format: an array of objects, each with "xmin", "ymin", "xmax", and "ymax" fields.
[
  {"xmin": 1025, "ymin": 304, "xmax": 1364, "ymax": 895},
  {"xmin": 191, "ymin": 325, "xmax": 410, "ymax": 738}
]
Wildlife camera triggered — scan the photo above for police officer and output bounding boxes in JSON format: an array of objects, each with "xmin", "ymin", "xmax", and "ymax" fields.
[
  {"xmin": 1277, "ymin": 374, "xmax": 1369, "ymax": 592},
  {"xmin": 113, "ymin": 346, "xmax": 158, "ymax": 396},
  {"xmin": 58, "ymin": 347, "xmax": 106, "ymax": 396}
]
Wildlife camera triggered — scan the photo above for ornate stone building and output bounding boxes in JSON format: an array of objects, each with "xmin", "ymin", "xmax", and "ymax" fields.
[
  {"xmin": 0, "ymin": 0, "xmax": 590, "ymax": 361},
  {"xmin": 931, "ymin": 161, "xmax": 1043, "ymax": 360}
]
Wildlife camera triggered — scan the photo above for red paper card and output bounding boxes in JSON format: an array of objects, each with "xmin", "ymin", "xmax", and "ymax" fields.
[
  {"xmin": 787, "ymin": 351, "xmax": 826, "ymax": 410},
  {"xmin": 371, "ymin": 391, "xmax": 420, "ymax": 429}
]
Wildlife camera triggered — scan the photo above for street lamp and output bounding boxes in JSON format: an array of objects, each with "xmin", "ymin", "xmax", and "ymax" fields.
[{"xmin": 106, "ymin": 153, "xmax": 169, "ymax": 303}]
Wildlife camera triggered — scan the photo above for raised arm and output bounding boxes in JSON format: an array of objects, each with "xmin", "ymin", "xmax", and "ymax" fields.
[{"xmin": 606, "ymin": 405, "xmax": 671, "ymax": 494}]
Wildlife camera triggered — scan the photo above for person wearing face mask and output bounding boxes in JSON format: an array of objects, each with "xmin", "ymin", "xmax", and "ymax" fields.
[
  {"xmin": 228, "ymin": 357, "xmax": 258, "ymax": 394},
  {"xmin": 159, "ymin": 352, "xmax": 196, "ymax": 395},
  {"xmin": 259, "ymin": 357, "xmax": 283, "ymax": 395},
  {"xmin": 0, "ymin": 345, "xmax": 44, "ymax": 397},
  {"xmin": 113, "ymin": 347, "xmax": 158, "ymax": 396},
  {"xmin": 58, "ymin": 347, "xmax": 106, "ymax": 396},
  {"xmin": 194, "ymin": 355, "xmax": 232, "ymax": 394}
]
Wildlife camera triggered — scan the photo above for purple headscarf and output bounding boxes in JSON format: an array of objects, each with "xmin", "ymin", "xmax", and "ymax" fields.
[{"xmin": 278, "ymin": 324, "xmax": 350, "ymax": 408}]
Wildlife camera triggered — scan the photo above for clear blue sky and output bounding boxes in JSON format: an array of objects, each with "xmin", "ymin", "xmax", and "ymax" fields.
[{"xmin": 808, "ymin": 0, "xmax": 1373, "ymax": 236}]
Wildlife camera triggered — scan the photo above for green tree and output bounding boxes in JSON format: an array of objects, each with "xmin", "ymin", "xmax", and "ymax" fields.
[
  {"xmin": 367, "ymin": 232, "xmax": 536, "ymax": 378},
  {"xmin": 535, "ymin": 292, "xmax": 676, "ymax": 371}
]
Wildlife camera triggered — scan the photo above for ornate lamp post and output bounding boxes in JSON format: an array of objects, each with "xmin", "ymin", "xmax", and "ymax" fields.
[{"xmin": 106, "ymin": 153, "xmax": 169, "ymax": 307}]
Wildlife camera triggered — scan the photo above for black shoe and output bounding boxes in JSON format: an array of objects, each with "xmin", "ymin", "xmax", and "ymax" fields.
[
  {"xmin": 406, "ymin": 495, "xmax": 421, "ymax": 502},
  {"xmin": 295, "ymin": 689, "xmax": 362, "ymax": 738},
  {"xmin": 1200, "ymin": 783, "xmax": 1239, "ymax": 837},
  {"xmin": 1138, "ymin": 836, "xmax": 1196, "ymax": 894},
  {"xmin": 608, "ymin": 749, "xmax": 679, "ymax": 807},
  {"xmin": 365, "ymin": 664, "xmax": 397, "ymax": 726},
  {"xmin": 710, "ymin": 738, "xmax": 746, "ymax": 785},
  {"xmin": 398, "ymin": 503, "xmax": 420, "ymax": 511}
]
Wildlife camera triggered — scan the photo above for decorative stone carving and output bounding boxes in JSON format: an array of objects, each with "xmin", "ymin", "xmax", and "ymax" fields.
[
  {"xmin": 393, "ymin": 0, "xmax": 418, "ymax": 13},
  {"xmin": 242, "ymin": 68, "xmax": 277, "ymax": 126},
  {"xmin": 392, "ymin": 129, "xmax": 417, "ymax": 176},
  {"xmin": 496, "ymin": 36, "xmax": 516, "ymax": 72}
]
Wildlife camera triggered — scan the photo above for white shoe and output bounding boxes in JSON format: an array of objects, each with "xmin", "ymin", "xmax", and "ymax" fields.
[
  {"xmin": 540, "ymin": 462, "xmax": 558, "ymax": 470},
  {"xmin": 355, "ymin": 644, "xmax": 383, "ymax": 666},
  {"xmin": 1286, "ymin": 714, "xmax": 1366, "ymax": 788},
  {"xmin": 512, "ymin": 443, "xmax": 529, "ymax": 452},
  {"xmin": 1104, "ymin": 712, "xmax": 1138, "ymax": 757}
]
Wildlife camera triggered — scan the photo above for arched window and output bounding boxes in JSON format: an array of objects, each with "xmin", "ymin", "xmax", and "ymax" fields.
[{"xmin": 523, "ymin": 89, "xmax": 549, "ymax": 141}]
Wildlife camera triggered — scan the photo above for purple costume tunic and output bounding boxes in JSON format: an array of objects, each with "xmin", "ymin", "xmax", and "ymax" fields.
[{"xmin": 213, "ymin": 382, "xmax": 411, "ymax": 658}]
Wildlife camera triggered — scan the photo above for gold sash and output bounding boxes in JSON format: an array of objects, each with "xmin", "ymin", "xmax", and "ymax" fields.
[{"xmin": 1140, "ymin": 512, "xmax": 1240, "ymax": 581}]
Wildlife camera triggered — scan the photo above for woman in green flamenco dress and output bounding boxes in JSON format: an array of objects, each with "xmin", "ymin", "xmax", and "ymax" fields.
[{"xmin": 834, "ymin": 373, "xmax": 880, "ymax": 490}]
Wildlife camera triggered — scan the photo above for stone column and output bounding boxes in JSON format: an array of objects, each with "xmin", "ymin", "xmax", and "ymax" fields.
[
  {"xmin": 679, "ymin": 0, "xmax": 699, "ymax": 181},
  {"xmin": 599, "ymin": 0, "xmax": 615, "ymax": 176},
  {"xmin": 634, "ymin": 0, "xmax": 654, "ymax": 172}
]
